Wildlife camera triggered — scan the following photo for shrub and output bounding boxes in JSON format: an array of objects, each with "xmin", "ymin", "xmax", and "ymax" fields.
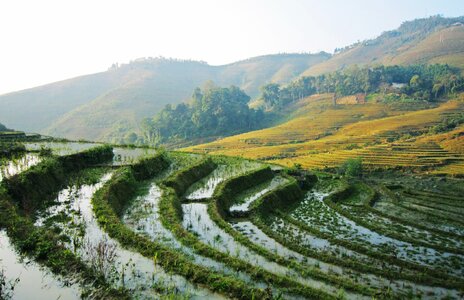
[{"xmin": 339, "ymin": 158, "xmax": 363, "ymax": 177}]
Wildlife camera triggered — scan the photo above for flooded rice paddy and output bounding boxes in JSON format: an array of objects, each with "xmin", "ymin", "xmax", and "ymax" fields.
[{"xmin": 1, "ymin": 144, "xmax": 463, "ymax": 299}]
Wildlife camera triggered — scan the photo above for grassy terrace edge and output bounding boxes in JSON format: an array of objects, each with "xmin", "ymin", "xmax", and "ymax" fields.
[
  {"xmin": 321, "ymin": 182, "xmax": 464, "ymax": 283},
  {"xmin": 0, "ymin": 145, "xmax": 129, "ymax": 299},
  {"xmin": 3, "ymin": 144, "xmax": 114, "ymax": 212},
  {"xmin": 374, "ymin": 184, "xmax": 464, "ymax": 239},
  {"xmin": 267, "ymin": 178, "xmax": 464, "ymax": 290},
  {"xmin": 91, "ymin": 153, "xmax": 269, "ymax": 299},
  {"xmin": 207, "ymin": 166, "xmax": 376, "ymax": 297},
  {"xmin": 159, "ymin": 157, "xmax": 338, "ymax": 300},
  {"xmin": 326, "ymin": 180, "xmax": 464, "ymax": 255}
]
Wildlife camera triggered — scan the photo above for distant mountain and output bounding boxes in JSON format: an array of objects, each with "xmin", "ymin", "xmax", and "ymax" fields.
[
  {"xmin": 0, "ymin": 53, "xmax": 329, "ymax": 141},
  {"xmin": 304, "ymin": 15, "xmax": 464, "ymax": 75},
  {"xmin": 0, "ymin": 123, "xmax": 9, "ymax": 131}
]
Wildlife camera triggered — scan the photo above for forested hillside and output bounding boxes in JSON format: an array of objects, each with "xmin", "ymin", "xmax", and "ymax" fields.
[
  {"xmin": 259, "ymin": 64, "xmax": 464, "ymax": 110},
  {"xmin": 141, "ymin": 85, "xmax": 271, "ymax": 147}
]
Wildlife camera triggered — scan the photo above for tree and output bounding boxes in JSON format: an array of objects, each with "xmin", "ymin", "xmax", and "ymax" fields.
[
  {"xmin": 410, "ymin": 75, "xmax": 422, "ymax": 89},
  {"xmin": 144, "ymin": 85, "xmax": 263, "ymax": 145},
  {"xmin": 260, "ymin": 83, "xmax": 281, "ymax": 109},
  {"xmin": 340, "ymin": 158, "xmax": 363, "ymax": 177},
  {"xmin": 124, "ymin": 132, "xmax": 138, "ymax": 144}
]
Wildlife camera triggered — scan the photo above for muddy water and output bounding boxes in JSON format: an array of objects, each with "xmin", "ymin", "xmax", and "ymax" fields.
[
  {"xmin": 375, "ymin": 199, "xmax": 464, "ymax": 236},
  {"xmin": 232, "ymin": 221, "xmax": 341, "ymax": 272},
  {"xmin": 36, "ymin": 173, "xmax": 224, "ymax": 299},
  {"xmin": 181, "ymin": 203, "xmax": 365, "ymax": 299},
  {"xmin": 347, "ymin": 208, "xmax": 464, "ymax": 250},
  {"xmin": 233, "ymin": 220, "xmax": 396, "ymax": 287},
  {"xmin": 268, "ymin": 215, "xmax": 462, "ymax": 299}
]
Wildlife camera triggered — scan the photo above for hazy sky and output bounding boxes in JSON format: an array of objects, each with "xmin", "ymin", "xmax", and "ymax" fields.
[{"xmin": 1, "ymin": 0, "xmax": 463, "ymax": 95}]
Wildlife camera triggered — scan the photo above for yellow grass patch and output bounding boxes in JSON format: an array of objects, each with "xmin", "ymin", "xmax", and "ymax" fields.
[{"xmin": 183, "ymin": 95, "xmax": 464, "ymax": 175}]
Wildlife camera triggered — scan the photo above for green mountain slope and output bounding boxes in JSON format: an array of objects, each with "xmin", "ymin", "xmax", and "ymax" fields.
[
  {"xmin": 0, "ymin": 53, "xmax": 329, "ymax": 141},
  {"xmin": 305, "ymin": 16, "xmax": 464, "ymax": 76}
]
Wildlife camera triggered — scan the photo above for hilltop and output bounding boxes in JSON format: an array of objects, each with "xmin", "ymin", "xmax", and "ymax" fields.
[{"xmin": 305, "ymin": 15, "xmax": 464, "ymax": 75}]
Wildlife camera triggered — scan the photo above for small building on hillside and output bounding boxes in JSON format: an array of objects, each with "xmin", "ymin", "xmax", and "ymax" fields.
[
  {"xmin": 391, "ymin": 82, "xmax": 407, "ymax": 90},
  {"xmin": 336, "ymin": 93, "xmax": 367, "ymax": 105}
]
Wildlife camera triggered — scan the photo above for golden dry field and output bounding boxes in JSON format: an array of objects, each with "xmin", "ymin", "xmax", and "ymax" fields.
[{"xmin": 184, "ymin": 93, "xmax": 464, "ymax": 175}]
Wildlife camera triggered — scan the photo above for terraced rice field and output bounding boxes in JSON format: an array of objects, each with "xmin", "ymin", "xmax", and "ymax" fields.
[
  {"xmin": 186, "ymin": 95, "xmax": 464, "ymax": 176},
  {"xmin": 1, "ymin": 142, "xmax": 463, "ymax": 299}
]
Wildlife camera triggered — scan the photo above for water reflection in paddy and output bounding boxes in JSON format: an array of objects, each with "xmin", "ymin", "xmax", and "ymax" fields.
[
  {"xmin": 185, "ymin": 161, "xmax": 262, "ymax": 200},
  {"xmin": 24, "ymin": 142, "xmax": 98, "ymax": 156},
  {"xmin": 0, "ymin": 153, "xmax": 41, "ymax": 181},
  {"xmin": 35, "ymin": 173, "xmax": 222, "ymax": 299},
  {"xmin": 0, "ymin": 230, "xmax": 81, "ymax": 300}
]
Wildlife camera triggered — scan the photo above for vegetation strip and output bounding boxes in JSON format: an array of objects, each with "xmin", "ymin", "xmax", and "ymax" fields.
[
  {"xmin": 0, "ymin": 142, "xmax": 26, "ymax": 158},
  {"xmin": 208, "ymin": 168, "xmax": 375, "ymax": 296},
  {"xmin": 214, "ymin": 166, "xmax": 274, "ymax": 216},
  {"xmin": 109, "ymin": 153, "xmax": 170, "ymax": 216},
  {"xmin": 91, "ymin": 155, "xmax": 269, "ymax": 299},
  {"xmin": 159, "ymin": 159, "xmax": 337, "ymax": 300},
  {"xmin": 164, "ymin": 157, "xmax": 217, "ymax": 197},
  {"xmin": 395, "ymin": 200, "xmax": 464, "ymax": 226}
]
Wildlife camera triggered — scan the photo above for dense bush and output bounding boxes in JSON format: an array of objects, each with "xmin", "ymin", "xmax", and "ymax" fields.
[
  {"xmin": 339, "ymin": 158, "xmax": 363, "ymax": 177},
  {"xmin": 429, "ymin": 112, "xmax": 464, "ymax": 134}
]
